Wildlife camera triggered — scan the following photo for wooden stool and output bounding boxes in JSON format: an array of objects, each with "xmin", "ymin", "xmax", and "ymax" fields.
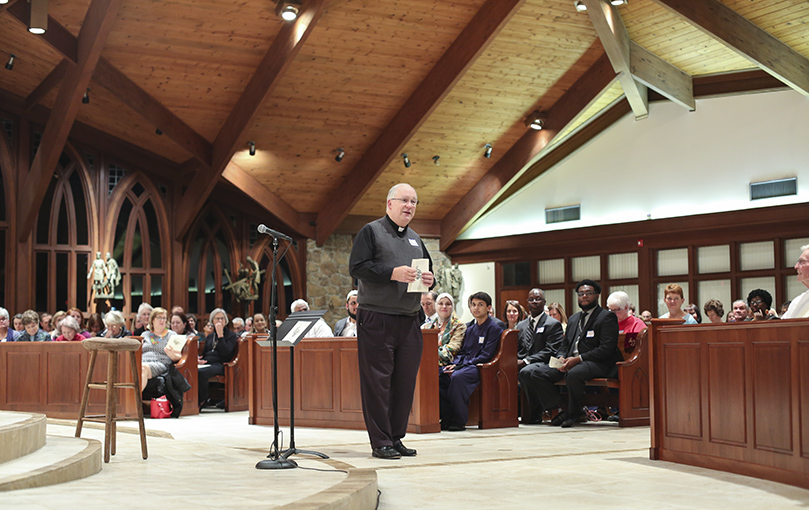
[{"xmin": 75, "ymin": 337, "xmax": 148, "ymax": 463}]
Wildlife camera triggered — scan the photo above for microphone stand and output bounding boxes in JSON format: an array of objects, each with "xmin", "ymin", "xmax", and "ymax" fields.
[{"xmin": 256, "ymin": 236, "xmax": 296, "ymax": 470}]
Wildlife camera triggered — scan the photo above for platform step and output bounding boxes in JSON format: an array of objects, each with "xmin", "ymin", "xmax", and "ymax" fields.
[
  {"xmin": 0, "ymin": 435, "xmax": 102, "ymax": 491},
  {"xmin": 0, "ymin": 412, "xmax": 47, "ymax": 463}
]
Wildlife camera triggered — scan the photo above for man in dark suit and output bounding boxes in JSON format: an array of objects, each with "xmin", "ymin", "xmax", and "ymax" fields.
[
  {"xmin": 530, "ymin": 279, "xmax": 620, "ymax": 428},
  {"xmin": 516, "ymin": 288, "xmax": 564, "ymax": 423}
]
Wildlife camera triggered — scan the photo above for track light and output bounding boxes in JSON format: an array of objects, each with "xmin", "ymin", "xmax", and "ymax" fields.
[
  {"xmin": 276, "ymin": 1, "xmax": 301, "ymax": 21},
  {"xmin": 402, "ymin": 153, "xmax": 411, "ymax": 168},
  {"xmin": 525, "ymin": 110, "xmax": 547, "ymax": 130},
  {"xmin": 610, "ymin": 0, "xmax": 627, "ymax": 5},
  {"xmin": 4, "ymin": 54, "xmax": 15, "ymax": 71},
  {"xmin": 483, "ymin": 143, "xmax": 493, "ymax": 158},
  {"xmin": 432, "ymin": 155, "xmax": 440, "ymax": 166},
  {"xmin": 248, "ymin": 141, "xmax": 256, "ymax": 156},
  {"xmin": 335, "ymin": 148, "xmax": 345, "ymax": 163},
  {"xmin": 29, "ymin": 0, "xmax": 48, "ymax": 34},
  {"xmin": 574, "ymin": 1, "xmax": 587, "ymax": 12},
  {"xmin": 82, "ymin": 88, "xmax": 89, "ymax": 104},
  {"xmin": 155, "ymin": 128, "xmax": 163, "ymax": 135}
]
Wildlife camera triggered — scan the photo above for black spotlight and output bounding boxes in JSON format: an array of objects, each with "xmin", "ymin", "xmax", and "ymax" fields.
[
  {"xmin": 248, "ymin": 141, "xmax": 256, "ymax": 156},
  {"xmin": 335, "ymin": 148, "xmax": 345, "ymax": 162},
  {"xmin": 82, "ymin": 88, "xmax": 89, "ymax": 104},
  {"xmin": 4, "ymin": 54, "xmax": 15, "ymax": 71},
  {"xmin": 484, "ymin": 143, "xmax": 493, "ymax": 158},
  {"xmin": 402, "ymin": 153, "xmax": 411, "ymax": 168},
  {"xmin": 432, "ymin": 155, "xmax": 440, "ymax": 166},
  {"xmin": 155, "ymin": 128, "xmax": 163, "ymax": 135}
]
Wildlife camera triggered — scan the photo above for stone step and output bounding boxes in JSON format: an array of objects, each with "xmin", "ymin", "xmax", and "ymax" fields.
[
  {"xmin": 0, "ymin": 412, "xmax": 46, "ymax": 463},
  {"xmin": 0, "ymin": 435, "xmax": 102, "ymax": 491}
]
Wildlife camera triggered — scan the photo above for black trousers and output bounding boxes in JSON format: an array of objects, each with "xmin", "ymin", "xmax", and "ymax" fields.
[
  {"xmin": 356, "ymin": 308, "xmax": 422, "ymax": 449},
  {"xmin": 198, "ymin": 363, "xmax": 225, "ymax": 403},
  {"xmin": 526, "ymin": 360, "xmax": 616, "ymax": 417}
]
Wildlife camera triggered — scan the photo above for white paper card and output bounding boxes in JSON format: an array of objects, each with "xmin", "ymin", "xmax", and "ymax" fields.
[
  {"xmin": 167, "ymin": 334, "xmax": 188, "ymax": 352},
  {"xmin": 549, "ymin": 356, "xmax": 564, "ymax": 369},
  {"xmin": 407, "ymin": 258, "xmax": 429, "ymax": 293},
  {"xmin": 282, "ymin": 321, "xmax": 313, "ymax": 343}
]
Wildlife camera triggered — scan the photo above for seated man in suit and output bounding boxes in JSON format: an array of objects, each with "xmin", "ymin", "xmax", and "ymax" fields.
[
  {"xmin": 530, "ymin": 279, "xmax": 620, "ymax": 428},
  {"xmin": 516, "ymin": 288, "xmax": 564, "ymax": 424},
  {"xmin": 439, "ymin": 291, "xmax": 502, "ymax": 431},
  {"xmin": 334, "ymin": 290, "xmax": 359, "ymax": 337}
]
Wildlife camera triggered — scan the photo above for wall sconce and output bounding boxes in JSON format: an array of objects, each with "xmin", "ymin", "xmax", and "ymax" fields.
[
  {"xmin": 483, "ymin": 143, "xmax": 493, "ymax": 158},
  {"xmin": 5, "ymin": 54, "xmax": 15, "ymax": 71},
  {"xmin": 525, "ymin": 111, "xmax": 547, "ymax": 130},
  {"xmin": 432, "ymin": 155, "xmax": 440, "ymax": 166},
  {"xmin": 276, "ymin": 1, "xmax": 301, "ymax": 21},
  {"xmin": 402, "ymin": 153, "xmax": 411, "ymax": 168},
  {"xmin": 335, "ymin": 148, "xmax": 345, "ymax": 162},
  {"xmin": 29, "ymin": 0, "xmax": 48, "ymax": 34},
  {"xmin": 82, "ymin": 88, "xmax": 90, "ymax": 104},
  {"xmin": 248, "ymin": 141, "xmax": 256, "ymax": 156}
]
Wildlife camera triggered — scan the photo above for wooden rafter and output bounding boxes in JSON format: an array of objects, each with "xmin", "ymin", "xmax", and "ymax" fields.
[
  {"xmin": 6, "ymin": 2, "xmax": 78, "ymax": 63},
  {"xmin": 25, "ymin": 59, "xmax": 70, "ymax": 111},
  {"xmin": 630, "ymin": 42, "xmax": 694, "ymax": 111},
  {"xmin": 652, "ymin": 0, "xmax": 809, "ymax": 97},
  {"xmin": 17, "ymin": 0, "xmax": 123, "ymax": 242},
  {"xmin": 314, "ymin": 0, "xmax": 527, "ymax": 246},
  {"xmin": 582, "ymin": 0, "xmax": 648, "ymax": 119},
  {"xmin": 174, "ymin": 0, "xmax": 329, "ymax": 240},
  {"xmin": 439, "ymin": 52, "xmax": 617, "ymax": 251}
]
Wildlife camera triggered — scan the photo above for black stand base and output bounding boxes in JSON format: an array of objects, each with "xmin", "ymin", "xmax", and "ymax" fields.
[{"xmin": 256, "ymin": 458, "xmax": 298, "ymax": 470}]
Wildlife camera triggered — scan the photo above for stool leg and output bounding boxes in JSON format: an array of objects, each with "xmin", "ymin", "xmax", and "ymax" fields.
[
  {"xmin": 111, "ymin": 353, "xmax": 119, "ymax": 457},
  {"xmin": 75, "ymin": 350, "xmax": 98, "ymax": 438},
  {"xmin": 129, "ymin": 351, "xmax": 148, "ymax": 459},
  {"xmin": 103, "ymin": 351, "xmax": 116, "ymax": 463}
]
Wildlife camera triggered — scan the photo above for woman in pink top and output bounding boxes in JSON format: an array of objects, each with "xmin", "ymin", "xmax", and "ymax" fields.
[{"xmin": 53, "ymin": 316, "xmax": 83, "ymax": 342}]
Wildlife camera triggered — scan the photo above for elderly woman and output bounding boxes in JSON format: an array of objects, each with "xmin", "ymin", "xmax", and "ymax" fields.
[
  {"xmin": 198, "ymin": 308, "xmax": 239, "ymax": 408},
  {"xmin": 606, "ymin": 291, "xmax": 646, "ymax": 334},
  {"xmin": 502, "ymin": 300, "xmax": 527, "ymax": 331},
  {"xmin": 660, "ymin": 284, "xmax": 698, "ymax": 324},
  {"xmin": 133, "ymin": 303, "xmax": 154, "ymax": 336},
  {"xmin": 426, "ymin": 293, "xmax": 467, "ymax": 367},
  {"xmin": 703, "ymin": 299, "xmax": 725, "ymax": 324},
  {"xmin": 101, "ymin": 310, "xmax": 132, "ymax": 338},
  {"xmin": 54, "ymin": 316, "xmax": 83, "ymax": 342},
  {"xmin": 547, "ymin": 302, "xmax": 568, "ymax": 333},
  {"xmin": 49, "ymin": 311, "xmax": 67, "ymax": 339},
  {"xmin": 17, "ymin": 309, "xmax": 50, "ymax": 341},
  {"xmin": 0, "ymin": 307, "xmax": 18, "ymax": 342},
  {"xmin": 140, "ymin": 307, "xmax": 182, "ymax": 391},
  {"xmin": 747, "ymin": 288, "xmax": 778, "ymax": 321},
  {"xmin": 67, "ymin": 307, "xmax": 93, "ymax": 339}
]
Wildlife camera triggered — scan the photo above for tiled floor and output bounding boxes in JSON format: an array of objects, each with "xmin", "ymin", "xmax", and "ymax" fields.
[{"xmin": 4, "ymin": 410, "xmax": 809, "ymax": 509}]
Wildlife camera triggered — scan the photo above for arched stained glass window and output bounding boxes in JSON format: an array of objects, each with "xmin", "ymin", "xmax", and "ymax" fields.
[{"xmin": 187, "ymin": 209, "xmax": 235, "ymax": 316}]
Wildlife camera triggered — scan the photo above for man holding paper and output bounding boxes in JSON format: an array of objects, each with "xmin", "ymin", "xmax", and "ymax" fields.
[{"xmin": 349, "ymin": 183, "xmax": 434, "ymax": 460}]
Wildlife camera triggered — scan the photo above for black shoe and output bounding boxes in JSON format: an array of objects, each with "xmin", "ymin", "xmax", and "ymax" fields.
[
  {"xmin": 561, "ymin": 411, "xmax": 584, "ymax": 428},
  {"xmin": 392, "ymin": 440, "xmax": 417, "ymax": 457},
  {"xmin": 372, "ymin": 446, "xmax": 401, "ymax": 459},
  {"xmin": 215, "ymin": 399, "xmax": 226, "ymax": 410},
  {"xmin": 550, "ymin": 412, "xmax": 566, "ymax": 426},
  {"xmin": 199, "ymin": 398, "xmax": 211, "ymax": 408},
  {"xmin": 446, "ymin": 424, "xmax": 466, "ymax": 432}
]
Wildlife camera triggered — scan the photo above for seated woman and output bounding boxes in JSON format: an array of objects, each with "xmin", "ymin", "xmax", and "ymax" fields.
[
  {"xmin": 101, "ymin": 310, "xmax": 132, "ymax": 338},
  {"xmin": 17, "ymin": 309, "xmax": 51, "ymax": 341},
  {"xmin": 198, "ymin": 308, "xmax": 239, "ymax": 408},
  {"xmin": 170, "ymin": 311, "xmax": 193, "ymax": 336},
  {"xmin": 684, "ymin": 303, "xmax": 703, "ymax": 323},
  {"xmin": 703, "ymin": 299, "xmax": 725, "ymax": 324},
  {"xmin": 747, "ymin": 288, "xmax": 778, "ymax": 320},
  {"xmin": 426, "ymin": 293, "xmax": 467, "ymax": 367},
  {"xmin": 12, "ymin": 313, "xmax": 25, "ymax": 333},
  {"xmin": 547, "ymin": 302, "xmax": 568, "ymax": 333},
  {"xmin": 85, "ymin": 313, "xmax": 105, "ymax": 336},
  {"xmin": 659, "ymin": 284, "xmax": 698, "ymax": 324},
  {"xmin": 140, "ymin": 307, "xmax": 182, "ymax": 391},
  {"xmin": 53, "ymin": 316, "xmax": 84, "ymax": 341},
  {"xmin": 187, "ymin": 314, "xmax": 199, "ymax": 336},
  {"xmin": 67, "ymin": 307, "xmax": 93, "ymax": 339},
  {"xmin": 502, "ymin": 300, "xmax": 527, "ymax": 331},
  {"xmin": 49, "ymin": 311, "xmax": 67, "ymax": 339},
  {"xmin": 0, "ymin": 307, "xmax": 18, "ymax": 342}
]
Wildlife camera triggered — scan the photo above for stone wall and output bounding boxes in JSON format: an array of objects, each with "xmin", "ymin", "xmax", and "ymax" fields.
[{"xmin": 306, "ymin": 235, "xmax": 451, "ymax": 330}]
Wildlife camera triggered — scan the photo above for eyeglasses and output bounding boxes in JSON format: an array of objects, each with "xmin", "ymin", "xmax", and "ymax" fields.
[
  {"xmin": 527, "ymin": 297, "xmax": 545, "ymax": 302},
  {"xmin": 577, "ymin": 291, "xmax": 596, "ymax": 297},
  {"xmin": 390, "ymin": 198, "xmax": 419, "ymax": 206},
  {"xmin": 797, "ymin": 258, "xmax": 809, "ymax": 266},
  {"xmin": 608, "ymin": 307, "xmax": 621, "ymax": 313},
  {"xmin": 749, "ymin": 299, "xmax": 765, "ymax": 306}
]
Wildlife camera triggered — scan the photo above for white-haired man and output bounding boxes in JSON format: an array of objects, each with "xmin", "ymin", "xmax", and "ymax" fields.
[
  {"xmin": 334, "ymin": 290, "xmax": 359, "ymax": 337},
  {"xmin": 290, "ymin": 299, "xmax": 334, "ymax": 337},
  {"xmin": 783, "ymin": 244, "xmax": 809, "ymax": 319}
]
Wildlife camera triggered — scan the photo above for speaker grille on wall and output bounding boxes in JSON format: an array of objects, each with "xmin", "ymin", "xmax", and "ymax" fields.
[
  {"xmin": 546, "ymin": 205, "xmax": 580, "ymax": 224},
  {"xmin": 750, "ymin": 178, "xmax": 797, "ymax": 200}
]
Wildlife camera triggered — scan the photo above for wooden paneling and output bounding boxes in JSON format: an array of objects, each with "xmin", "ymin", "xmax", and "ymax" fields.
[
  {"xmin": 662, "ymin": 343, "xmax": 702, "ymax": 439},
  {"xmin": 707, "ymin": 343, "xmax": 746, "ymax": 446},
  {"xmin": 752, "ymin": 342, "xmax": 792, "ymax": 454}
]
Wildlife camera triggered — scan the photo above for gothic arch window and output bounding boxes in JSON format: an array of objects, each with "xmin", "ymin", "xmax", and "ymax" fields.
[
  {"xmin": 0, "ymin": 126, "xmax": 9, "ymax": 307},
  {"xmin": 33, "ymin": 150, "xmax": 95, "ymax": 313},
  {"xmin": 107, "ymin": 177, "xmax": 167, "ymax": 321},
  {"xmin": 252, "ymin": 238, "xmax": 304, "ymax": 320},
  {"xmin": 187, "ymin": 209, "xmax": 237, "ymax": 316}
]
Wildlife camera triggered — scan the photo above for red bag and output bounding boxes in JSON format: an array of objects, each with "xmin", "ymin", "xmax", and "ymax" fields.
[{"xmin": 150, "ymin": 396, "xmax": 172, "ymax": 419}]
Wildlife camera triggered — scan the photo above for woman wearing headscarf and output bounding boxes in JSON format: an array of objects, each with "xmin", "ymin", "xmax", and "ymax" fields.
[{"xmin": 426, "ymin": 293, "xmax": 467, "ymax": 367}]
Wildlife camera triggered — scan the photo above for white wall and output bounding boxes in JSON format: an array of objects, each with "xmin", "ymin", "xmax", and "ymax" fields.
[
  {"xmin": 460, "ymin": 89, "xmax": 809, "ymax": 240},
  {"xmin": 456, "ymin": 262, "xmax": 496, "ymax": 323}
]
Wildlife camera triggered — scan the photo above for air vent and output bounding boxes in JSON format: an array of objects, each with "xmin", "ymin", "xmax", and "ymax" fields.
[
  {"xmin": 546, "ymin": 205, "xmax": 580, "ymax": 224},
  {"xmin": 750, "ymin": 178, "xmax": 797, "ymax": 200}
]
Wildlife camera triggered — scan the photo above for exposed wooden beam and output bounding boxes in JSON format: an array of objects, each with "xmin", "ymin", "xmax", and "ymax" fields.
[
  {"xmin": 174, "ymin": 0, "xmax": 328, "ymax": 240},
  {"xmin": 583, "ymin": 0, "xmax": 648, "ymax": 119},
  {"xmin": 439, "ymin": 52, "xmax": 617, "ymax": 251},
  {"xmin": 93, "ymin": 58, "xmax": 212, "ymax": 165},
  {"xmin": 652, "ymin": 0, "xmax": 809, "ymax": 97},
  {"xmin": 25, "ymin": 59, "xmax": 70, "ymax": 110},
  {"xmin": 630, "ymin": 42, "xmax": 694, "ymax": 111},
  {"xmin": 6, "ymin": 2, "xmax": 78, "ymax": 63},
  {"xmin": 17, "ymin": 0, "xmax": 123, "ymax": 242},
  {"xmin": 314, "ymin": 0, "xmax": 527, "ymax": 246},
  {"xmin": 221, "ymin": 162, "xmax": 315, "ymax": 239}
]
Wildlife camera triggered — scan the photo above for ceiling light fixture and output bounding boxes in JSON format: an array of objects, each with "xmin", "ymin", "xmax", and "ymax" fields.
[
  {"xmin": 4, "ymin": 54, "xmax": 15, "ymax": 71},
  {"xmin": 483, "ymin": 143, "xmax": 493, "ymax": 158},
  {"xmin": 432, "ymin": 155, "xmax": 440, "ymax": 166},
  {"xmin": 525, "ymin": 110, "xmax": 547, "ymax": 130},
  {"xmin": 155, "ymin": 128, "xmax": 163, "ymax": 135},
  {"xmin": 28, "ymin": 0, "xmax": 48, "ymax": 34},
  {"xmin": 574, "ymin": 1, "xmax": 587, "ymax": 12},
  {"xmin": 248, "ymin": 141, "xmax": 256, "ymax": 156},
  {"xmin": 276, "ymin": 1, "xmax": 301, "ymax": 21},
  {"xmin": 335, "ymin": 148, "xmax": 345, "ymax": 162},
  {"xmin": 402, "ymin": 153, "xmax": 411, "ymax": 168},
  {"xmin": 82, "ymin": 88, "xmax": 89, "ymax": 104},
  {"xmin": 610, "ymin": 0, "xmax": 627, "ymax": 6}
]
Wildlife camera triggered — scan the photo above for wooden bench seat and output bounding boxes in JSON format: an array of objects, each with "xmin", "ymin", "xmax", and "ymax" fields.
[{"xmin": 466, "ymin": 329, "xmax": 520, "ymax": 429}]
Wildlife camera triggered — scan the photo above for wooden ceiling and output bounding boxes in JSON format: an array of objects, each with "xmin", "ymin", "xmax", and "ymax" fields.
[{"xmin": 1, "ymin": 0, "xmax": 806, "ymax": 250}]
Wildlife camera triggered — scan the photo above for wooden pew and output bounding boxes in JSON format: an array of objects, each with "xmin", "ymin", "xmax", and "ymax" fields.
[
  {"xmin": 207, "ymin": 335, "xmax": 250, "ymax": 412},
  {"xmin": 174, "ymin": 336, "xmax": 199, "ymax": 416},
  {"xmin": 466, "ymin": 329, "xmax": 519, "ymax": 429}
]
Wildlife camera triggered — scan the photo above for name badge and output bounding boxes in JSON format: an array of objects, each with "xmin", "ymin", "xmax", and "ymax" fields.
[
  {"xmin": 586, "ymin": 330, "xmax": 595, "ymax": 338},
  {"xmin": 536, "ymin": 326, "xmax": 544, "ymax": 334},
  {"xmin": 408, "ymin": 239, "xmax": 419, "ymax": 247},
  {"xmin": 479, "ymin": 336, "xmax": 485, "ymax": 344}
]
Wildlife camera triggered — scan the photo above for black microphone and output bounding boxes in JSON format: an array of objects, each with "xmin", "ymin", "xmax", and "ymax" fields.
[{"xmin": 257, "ymin": 224, "xmax": 292, "ymax": 241}]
